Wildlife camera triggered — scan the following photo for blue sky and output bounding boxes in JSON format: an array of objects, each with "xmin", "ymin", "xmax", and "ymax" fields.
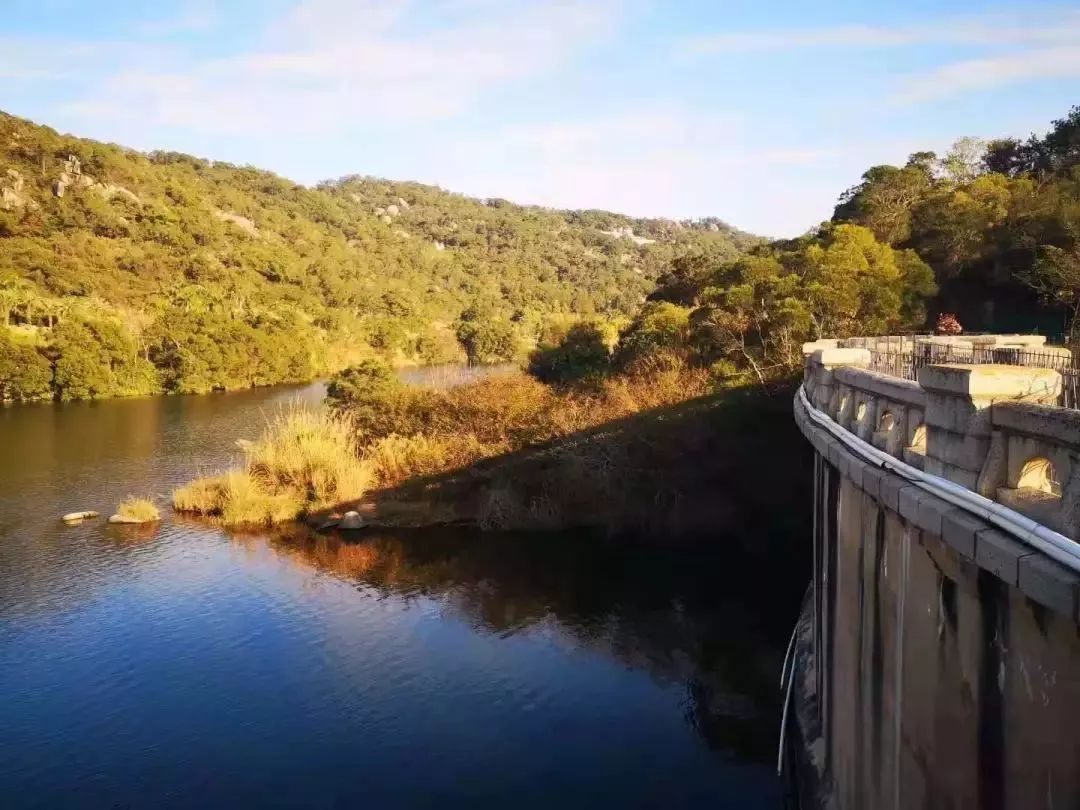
[{"xmin": 2, "ymin": 0, "xmax": 1078, "ymax": 236}]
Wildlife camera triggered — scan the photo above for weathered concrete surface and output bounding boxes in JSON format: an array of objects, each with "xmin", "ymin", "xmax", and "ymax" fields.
[
  {"xmin": 920, "ymin": 364, "xmax": 1062, "ymax": 494},
  {"xmin": 790, "ymin": 390, "xmax": 1080, "ymax": 810}
]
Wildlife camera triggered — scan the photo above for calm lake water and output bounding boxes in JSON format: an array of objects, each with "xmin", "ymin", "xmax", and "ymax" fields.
[{"xmin": 0, "ymin": 377, "xmax": 790, "ymax": 809}]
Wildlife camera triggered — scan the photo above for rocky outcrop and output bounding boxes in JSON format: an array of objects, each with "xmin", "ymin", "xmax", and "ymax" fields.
[
  {"xmin": 96, "ymin": 183, "xmax": 141, "ymax": 204},
  {"xmin": 600, "ymin": 226, "xmax": 656, "ymax": 246},
  {"xmin": 214, "ymin": 210, "xmax": 260, "ymax": 237},
  {"xmin": 1, "ymin": 169, "xmax": 33, "ymax": 210}
]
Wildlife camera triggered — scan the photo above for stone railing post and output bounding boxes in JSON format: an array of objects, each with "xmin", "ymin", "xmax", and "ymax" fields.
[
  {"xmin": 803, "ymin": 348, "xmax": 871, "ymax": 419},
  {"xmin": 918, "ymin": 364, "xmax": 1061, "ymax": 491}
]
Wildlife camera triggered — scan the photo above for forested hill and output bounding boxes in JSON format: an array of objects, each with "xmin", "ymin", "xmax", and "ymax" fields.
[
  {"xmin": 830, "ymin": 105, "xmax": 1080, "ymax": 339},
  {"xmin": 0, "ymin": 111, "xmax": 758, "ymax": 400}
]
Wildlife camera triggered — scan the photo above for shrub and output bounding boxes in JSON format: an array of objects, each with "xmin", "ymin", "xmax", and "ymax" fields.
[
  {"xmin": 613, "ymin": 302, "xmax": 692, "ymax": 370},
  {"xmin": 325, "ymin": 358, "xmax": 409, "ymax": 437},
  {"xmin": 528, "ymin": 321, "xmax": 611, "ymax": 385},
  {"xmin": 0, "ymin": 331, "xmax": 52, "ymax": 400}
]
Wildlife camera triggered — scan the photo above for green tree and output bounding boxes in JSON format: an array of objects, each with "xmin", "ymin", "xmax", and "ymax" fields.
[
  {"xmin": 528, "ymin": 321, "xmax": 611, "ymax": 384},
  {"xmin": 833, "ymin": 162, "xmax": 935, "ymax": 244},
  {"xmin": 325, "ymin": 358, "xmax": 410, "ymax": 438},
  {"xmin": 1022, "ymin": 237, "xmax": 1080, "ymax": 345},
  {"xmin": 0, "ymin": 332, "xmax": 52, "ymax": 400},
  {"xmin": 455, "ymin": 306, "xmax": 518, "ymax": 365},
  {"xmin": 613, "ymin": 302, "xmax": 691, "ymax": 369}
]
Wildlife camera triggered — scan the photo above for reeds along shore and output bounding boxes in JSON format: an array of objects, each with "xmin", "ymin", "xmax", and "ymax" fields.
[{"xmin": 172, "ymin": 357, "xmax": 719, "ymax": 529}]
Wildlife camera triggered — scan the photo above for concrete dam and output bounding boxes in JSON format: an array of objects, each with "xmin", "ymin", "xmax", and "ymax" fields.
[{"xmin": 784, "ymin": 334, "xmax": 1080, "ymax": 810}]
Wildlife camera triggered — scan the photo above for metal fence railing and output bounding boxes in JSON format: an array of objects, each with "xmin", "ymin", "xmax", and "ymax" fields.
[{"xmin": 866, "ymin": 344, "xmax": 1080, "ymax": 410}]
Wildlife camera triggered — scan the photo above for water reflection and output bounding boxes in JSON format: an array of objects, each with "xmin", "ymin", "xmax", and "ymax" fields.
[
  {"xmin": 0, "ymin": 378, "xmax": 790, "ymax": 808},
  {"xmin": 250, "ymin": 526, "xmax": 791, "ymax": 762}
]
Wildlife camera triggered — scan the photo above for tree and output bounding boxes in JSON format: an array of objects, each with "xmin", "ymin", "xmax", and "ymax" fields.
[
  {"xmin": 939, "ymin": 137, "xmax": 986, "ymax": 184},
  {"xmin": 528, "ymin": 321, "xmax": 611, "ymax": 384},
  {"xmin": 0, "ymin": 332, "xmax": 51, "ymax": 400},
  {"xmin": 833, "ymin": 163, "xmax": 934, "ymax": 244},
  {"xmin": 1022, "ymin": 238, "xmax": 1080, "ymax": 345},
  {"xmin": 455, "ymin": 306, "xmax": 518, "ymax": 365},
  {"xmin": 325, "ymin": 358, "xmax": 414, "ymax": 439},
  {"xmin": 613, "ymin": 302, "xmax": 692, "ymax": 369},
  {"xmin": 982, "ymin": 138, "xmax": 1032, "ymax": 177},
  {"xmin": 909, "ymin": 174, "xmax": 1013, "ymax": 275}
]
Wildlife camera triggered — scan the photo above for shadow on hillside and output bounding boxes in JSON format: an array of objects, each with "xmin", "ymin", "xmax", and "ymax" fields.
[{"xmin": 313, "ymin": 381, "xmax": 814, "ymax": 552}]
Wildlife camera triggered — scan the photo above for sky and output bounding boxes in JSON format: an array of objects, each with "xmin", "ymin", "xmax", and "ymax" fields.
[{"xmin": 1, "ymin": 0, "xmax": 1078, "ymax": 237}]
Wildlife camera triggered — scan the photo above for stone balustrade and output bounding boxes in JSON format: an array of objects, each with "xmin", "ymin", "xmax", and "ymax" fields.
[
  {"xmin": 980, "ymin": 402, "xmax": 1080, "ymax": 536},
  {"xmin": 803, "ymin": 337, "xmax": 1080, "ymax": 538}
]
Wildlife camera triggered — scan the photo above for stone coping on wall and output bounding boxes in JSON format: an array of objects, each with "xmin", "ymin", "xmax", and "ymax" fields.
[
  {"xmin": 793, "ymin": 390, "xmax": 1080, "ymax": 620},
  {"xmin": 832, "ymin": 333, "xmax": 1050, "ymax": 350},
  {"xmin": 993, "ymin": 401, "xmax": 1080, "ymax": 445},
  {"xmin": 919, "ymin": 363, "xmax": 1061, "ymax": 400},
  {"xmin": 803, "ymin": 340, "xmax": 1080, "ymax": 535},
  {"xmin": 833, "ymin": 366, "xmax": 926, "ymax": 409}
]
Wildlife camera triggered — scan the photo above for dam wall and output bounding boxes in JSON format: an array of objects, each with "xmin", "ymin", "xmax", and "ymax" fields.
[{"xmin": 787, "ymin": 338, "xmax": 1080, "ymax": 809}]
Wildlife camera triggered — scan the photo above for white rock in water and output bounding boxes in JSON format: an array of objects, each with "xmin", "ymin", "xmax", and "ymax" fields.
[
  {"xmin": 62, "ymin": 510, "xmax": 100, "ymax": 522},
  {"xmin": 108, "ymin": 514, "xmax": 145, "ymax": 524},
  {"xmin": 339, "ymin": 511, "xmax": 364, "ymax": 529}
]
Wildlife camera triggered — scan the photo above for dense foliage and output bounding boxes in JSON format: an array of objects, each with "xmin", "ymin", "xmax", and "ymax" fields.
[
  {"xmin": 832, "ymin": 106, "xmax": 1080, "ymax": 339},
  {"xmin": 0, "ymin": 110, "xmax": 756, "ymax": 400},
  {"xmin": 620, "ymin": 223, "xmax": 936, "ymax": 383}
]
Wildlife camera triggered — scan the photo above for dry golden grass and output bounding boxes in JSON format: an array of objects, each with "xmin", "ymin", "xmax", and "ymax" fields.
[
  {"xmin": 246, "ymin": 407, "xmax": 369, "ymax": 505},
  {"xmin": 365, "ymin": 432, "xmax": 489, "ymax": 487},
  {"xmin": 173, "ymin": 405, "xmax": 370, "ymax": 526},
  {"xmin": 172, "ymin": 476, "xmax": 225, "ymax": 513},
  {"xmin": 117, "ymin": 496, "xmax": 161, "ymax": 522},
  {"xmin": 175, "ymin": 356, "xmax": 717, "ymax": 529}
]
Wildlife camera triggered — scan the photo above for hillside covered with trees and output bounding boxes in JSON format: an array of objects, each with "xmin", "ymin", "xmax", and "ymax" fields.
[
  {"xmin": 564, "ymin": 103, "xmax": 1079, "ymax": 387},
  {"xmin": 0, "ymin": 111, "xmax": 757, "ymax": 401},
  {"xmin": 831, "ymin": 105, "xmax": 1080, "ymax": 340}
]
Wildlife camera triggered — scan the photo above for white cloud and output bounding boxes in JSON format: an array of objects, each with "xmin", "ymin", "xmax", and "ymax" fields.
[
  {"xmin": 896, "ymin": 46, "xmax": 1080, "ymax": 103},
  {"xmin": 685, "ymin": 12, "xmax": 1080, "ymax": 53},
  {"xmin": 418, "ymin": 110, "xmax": 923, "ymax": 236},
  {"xmin": 64, "ymin": 0, "xmax": 616, "ymax": 135},
  {"xmin": 683, "ymin": 10, "xmax": 1080, "ymax": 104}
]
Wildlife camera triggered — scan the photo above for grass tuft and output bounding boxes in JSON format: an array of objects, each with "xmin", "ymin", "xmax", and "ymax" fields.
[
  {"xmin": 172, "ymin": 405, "xmax": 370, "ymax": 526},
  {"xmin": 117, "ymin": 496, "xmax": 161, "ymax": 522}
]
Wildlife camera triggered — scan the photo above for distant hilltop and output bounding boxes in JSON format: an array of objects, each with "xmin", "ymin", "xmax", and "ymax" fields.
[{"xmin": 0, "ymin": 110, "xmax": 758, "ymax": 400}]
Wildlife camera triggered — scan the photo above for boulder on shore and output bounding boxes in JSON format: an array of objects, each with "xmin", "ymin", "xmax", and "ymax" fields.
[{"xmin": 339, "ymin": 511, "xmax": 364, "ymax": 530}]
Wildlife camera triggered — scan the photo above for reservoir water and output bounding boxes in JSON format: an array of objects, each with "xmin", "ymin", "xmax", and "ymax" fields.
[{"xmin": 0, "ymin": 378, "xmax": 791, "ymax": 808}]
